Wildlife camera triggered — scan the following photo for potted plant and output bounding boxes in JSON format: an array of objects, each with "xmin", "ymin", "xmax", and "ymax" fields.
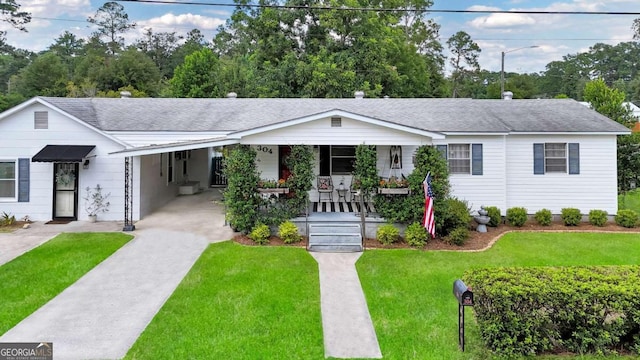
[{"xmin": 83, "ymin": 184, "xmax": 111, "ymax": 222}]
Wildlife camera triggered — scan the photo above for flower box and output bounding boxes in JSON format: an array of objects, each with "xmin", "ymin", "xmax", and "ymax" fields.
[
  {"xmin": 258, "ymin": 188, "xmax": 289, "ymax": 194},
  {"xmin": 377, "ymin": 187, "xmax": 411, "ymax": 195}
]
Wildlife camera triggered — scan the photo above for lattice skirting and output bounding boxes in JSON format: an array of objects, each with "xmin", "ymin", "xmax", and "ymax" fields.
[{"xmin": 312, "ymin": 201, "xmax": 376, "ymax": 213}]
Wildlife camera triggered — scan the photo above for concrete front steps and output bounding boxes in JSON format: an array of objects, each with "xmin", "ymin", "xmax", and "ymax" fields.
[{"xmin": 308, "ymin": 223, "xmax": 363, "ymax": 252}]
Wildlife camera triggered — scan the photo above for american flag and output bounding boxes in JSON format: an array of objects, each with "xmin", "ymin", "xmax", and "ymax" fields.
[{"xmin": 422, "ymin": 172, "xmax": 436, "ymax": 238}]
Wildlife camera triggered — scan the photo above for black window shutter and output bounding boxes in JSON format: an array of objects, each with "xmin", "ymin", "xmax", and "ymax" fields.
[
  {"xmin": 436, "ymin": 145, "xmax": 447, "ymax": 160},
  {"xmin": 472, "ymin": 144, "xmax": 483, "ymax": 175},
  {"xmin": 568, "ymin": 143, "xmax": 580, "ymax": 174},
  {"xmin": 533, "ymin": 143, "xmax": 544, "ymax": 175},
  {"xmin": 18, "ymin": 158, "xmax": 29, "ymax": 202}
]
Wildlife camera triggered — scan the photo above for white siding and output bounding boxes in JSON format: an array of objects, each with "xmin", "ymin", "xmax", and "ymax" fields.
[
  {"xmin": 241, "ymin": 117, "xmax": 433, "ymax": 146},
  {"xmin": 506, "ymin": 135, "xmax": 618, "ymax": 214},
  {"xmin": 0, "ymin": 103, "xmax": 133, "ymax": 221},
  {"xmin": 434, "ymin": 136, "xmax": 508, "ymax": 213},
  {"xmin": 255, "ymin": 145, "xmax": 279, "ymax": 180}
]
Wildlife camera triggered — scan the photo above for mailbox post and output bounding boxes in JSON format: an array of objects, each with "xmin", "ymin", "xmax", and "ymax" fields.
[{"xmin": 453, "ymin": 279, "xmax": 474, "ymax": 351}]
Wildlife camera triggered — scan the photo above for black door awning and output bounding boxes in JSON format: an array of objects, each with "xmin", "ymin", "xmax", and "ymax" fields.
[{"xmin": 32, "ymin": 145, "xmax": 96, "ymax": 162}]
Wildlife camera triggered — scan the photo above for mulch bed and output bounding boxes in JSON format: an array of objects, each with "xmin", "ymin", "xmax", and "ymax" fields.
[{"xmin": 233, "ymin": 221, "xmax": 640, "ymax": 251}]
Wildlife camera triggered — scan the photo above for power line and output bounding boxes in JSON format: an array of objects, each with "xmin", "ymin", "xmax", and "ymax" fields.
[{"xmin": 114, "ymin": 0, "xmax": 640, "ymax": 16}]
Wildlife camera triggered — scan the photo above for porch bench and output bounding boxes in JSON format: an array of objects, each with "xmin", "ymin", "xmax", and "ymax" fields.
[{"xmin": 178, "ymin": 181, "xmax": 200, "ymax": 195}]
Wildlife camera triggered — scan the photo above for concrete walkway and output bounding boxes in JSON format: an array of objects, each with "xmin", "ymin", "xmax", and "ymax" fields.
[
  {"xmin": 0, "ymin": 221, "xmax": 122, "ymax": 266},
  {"xmin": 310, "ymin": 252, "xmax": 383, "ymax": 359},
  {"xmin": 0, "ymin": 190, "xmax": 236, "ymax": 360}
]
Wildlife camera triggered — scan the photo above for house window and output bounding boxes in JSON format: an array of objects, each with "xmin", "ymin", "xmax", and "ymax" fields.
[
  {"xmin": 533, "ymin": 143, "xmax": 579, "ymax": 175},
  {"xmin": 0, "ymin": 160, "xmax": 17, "ymax": 200},
  {"xmin": 448, "ymin": 144, "xmax": 470, "ymax": 174},
  {"xmin": 331, "ymin": 145, "xmax": 356, "ymax": 175},
  {"xmin": 544, "ymin": 143, "xmax": 567, "ymax": 172},
  {"xmin": 436, "ymin": 144, "xmax": 483, "ymax": 175}
]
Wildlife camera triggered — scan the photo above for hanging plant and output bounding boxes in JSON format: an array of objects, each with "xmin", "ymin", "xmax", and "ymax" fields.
[{"xmin": 55, "ymin": 168, "xmax": 76, "ymax": 186}]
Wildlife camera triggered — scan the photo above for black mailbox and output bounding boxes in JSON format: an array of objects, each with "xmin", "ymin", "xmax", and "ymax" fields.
[{"xmin": 453, "ymin": 279, "xmax": 473, "ymax": 306}]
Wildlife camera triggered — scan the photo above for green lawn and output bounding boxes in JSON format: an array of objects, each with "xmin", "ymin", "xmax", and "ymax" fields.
[
  {"xmin": 0, "ymin": 232, "xmax": 132, "ymax": 335},
  {"xmin": 619, "ymin": 189, "xmax": 640, "ymax": 214},
  {"xmin": 357, "ymin": 232, "xmax": 640, "ymax": 359},
  {"xmin": 126, "ymin": 241, "xmax": 324, "ymax": 360},
  {"xmin": 124, "ymin": 233, "xmax": 640, "ymax": 359}
]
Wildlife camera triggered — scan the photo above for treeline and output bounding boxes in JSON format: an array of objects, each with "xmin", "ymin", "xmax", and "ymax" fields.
[{"xmin": 1, "ymin": 1, "xmax": 640, "ymax": 112}]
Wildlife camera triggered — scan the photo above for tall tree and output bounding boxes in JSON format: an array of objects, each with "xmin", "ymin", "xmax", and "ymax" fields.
[
  {"xmin": 170, "ymin": 48, "xmax": 222, "ymax": 98},
  {"xmin": 583, "ymin": 79, "xmax": 640, "ymax": 192},
  {"xmin": 48, "ymin": 31, "xmax": 85, "ymax": 76},
  {"xmin": 13, "ymin": 53, "xmax": 68, "ymax": 97},
  {"xmin": 135, "ymin": 28, "xmax": 182, "ymax": 79},
  {"xmin": 213, "ymin": 0, "xmax": 445, "ymax": 98},
  {"xmin": 0, "ymin": 0, "xmax": 30, "ymax": 31},
  {"xmin": 87, "ymin": 2, "xmax": 135, "ymax": 55},
  {"xmin": 446, "ymin": 31, "xmax": 480, "ymax": 98}
]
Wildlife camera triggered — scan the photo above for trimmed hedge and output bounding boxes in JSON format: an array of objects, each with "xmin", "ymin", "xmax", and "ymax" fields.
[
  {"xmin": 534, "ymin": 208, "xmax": 553, "ymax": 226},
  {"xmin": 561, "ymin": 207, "xmax": 582, "ymax": 226},
  {"xmin": 464, "ymin": 266, "xmax": 640, "ymax": 357},
  {"xmin": 405, "ymin": 222, "xmax": 428, "ymax": 246},
  {"xmin": 377, "ymin": 223, "xmax": 400, "ymax": 245},
  {"xmin": 484, "ymin": 206, "xmax": 501, "ymax": 227},
  {"xmin": 506, "ymin": 207, "xmax": 527, "ymax": 227},
  {"xmin": 616, "ymin": 209, "xmax": 639, "ymax": 228},
  {"xmin": 588, "ymin": 209, "xmax": 608, "ymax": 227}
]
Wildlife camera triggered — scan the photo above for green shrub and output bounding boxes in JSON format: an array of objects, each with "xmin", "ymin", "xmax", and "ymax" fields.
[
  {"xmin": 615, "ymin": 209, "xmax": 639, "ymax": 228},
  {"xmin": 377, "ymin": 223, "xmax": 400, "ymax": 245},
  {"xmin": 248, "ymin": 223, "xmax": 270, "ymax": 245},
  {"xmin": 223, "ymin": 145, "xmax": 261, "ymax": 233},
  {"xmin": 404, "ymin": 222, "xmax": 427, "ymax": 246},
  {"xmin": 441, "ymin": 197, "xmax": 471, "ymax": 236},
  {"xmin": 588, "ymin": 209, "xmax": 608, "ymax": 227},
  {"xmin": 465, "ymin": 266, "xmax": 640, "ymax": 357},
  {"xmin": 534, "ymin": 208, "xmax": 552, "ymax": 226},
  {"xmin": 445, "ymin": 226, "xmax": 469, "ymax": 246},
  {"xmin": 561, "ymin": 208, "xmax": 582, "ymax": 226},
  {"xmin": 278, "ymin": 221, "xmax": 301, "ymax": 244},
  {"xmin": 484, "ymin": 206, "xmax": 501, "ymax": 227},
  {"xmin": 506, "ymin": 207, "xmax": 527, "ymax": 227}
]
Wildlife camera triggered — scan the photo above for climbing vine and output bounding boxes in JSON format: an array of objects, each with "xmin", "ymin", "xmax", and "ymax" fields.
[{"xmin": 222, "ymin": 145, "xmax": 261, "ymax": 233}]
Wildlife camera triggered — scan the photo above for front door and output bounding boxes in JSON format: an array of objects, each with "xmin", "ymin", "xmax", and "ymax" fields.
[{"xmin": 53, "ymin": 163, "xmax": 79, "ymax": 220}]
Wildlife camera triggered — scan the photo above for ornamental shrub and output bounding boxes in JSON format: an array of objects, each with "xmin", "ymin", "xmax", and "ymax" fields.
[
  {"xmin": 441, "ymin": 197, "xmax": 471, "ymax": 236},
  {"xmin": 484, "ymin": 206, "xmax": 501, "ymax": 227},
  {"xmin": 377, "ymin": 223, "xmax": 400, "ymax": 245},
  {"xmin": 534, "ymin": 208, "xmax": 552, "ymax": 226},
  {"xmin": 278, "ymin": 221, "xmax": 301, "ymax": 244},
  {"xmin": 588, "ymin": 209, "xmax": 608, "ymax": 227},
  {"xmin": 223, "ymin": 145, "xmax": 261, "ymax": 233},
  {"xmin": 506, "ymin": 207, "xmax": 527, "ymax": 227},
  {"xmin": 405, "ymin": 222, "xmax": 428, "ymax": 246},
  {"xmin": 615, "ymin": 209, "xmax": 639, "ymax": 228},
  {"xmin": 561, "ymin": 208, "xmax": 582, "ymax": 226},
  {"xmin": 445, "ymin": 226, "xmax": 469, "ymax": 246},
  {"xmin": 248, "ymin": 223, "xmax": 270, "ymax": 245},
  {"xmin": 465, "ymin": 266, "xmax": 640, "ymax": 357}
]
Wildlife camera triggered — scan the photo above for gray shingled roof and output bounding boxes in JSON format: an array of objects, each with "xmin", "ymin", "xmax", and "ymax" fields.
[{"xmin": 39, "ymin": 97, "xmax": 630, "ymax": 134}]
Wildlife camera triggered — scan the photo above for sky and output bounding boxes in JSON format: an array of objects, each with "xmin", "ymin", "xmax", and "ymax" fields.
[{"xmin": 2, "ymin": 0, "xmax": 640, "ymax": 74}]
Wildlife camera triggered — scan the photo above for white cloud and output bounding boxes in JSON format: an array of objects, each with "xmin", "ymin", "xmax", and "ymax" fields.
[
  {"xmin": 140, "ymin": 13, "xmax": 226, "ymax": 31},
  {"xmin": 470, "ymin": 13, "xmax": 536, "ymax": 29}
]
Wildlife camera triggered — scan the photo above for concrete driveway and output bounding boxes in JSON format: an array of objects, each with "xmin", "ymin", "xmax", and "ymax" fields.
[{"xmin": 0, "ymin": 189, "xmax": 237, "ymax": 359}]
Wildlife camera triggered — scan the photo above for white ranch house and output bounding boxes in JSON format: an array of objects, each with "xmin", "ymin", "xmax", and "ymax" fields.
[{"xmin": 0, "ymin": 95, "xmax": 630, "ymax": 225}]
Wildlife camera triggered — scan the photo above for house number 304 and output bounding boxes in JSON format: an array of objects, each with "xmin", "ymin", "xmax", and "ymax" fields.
[{"xmin": 257, "ymin": 145, "xmax": 273, "ymax": 154}]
